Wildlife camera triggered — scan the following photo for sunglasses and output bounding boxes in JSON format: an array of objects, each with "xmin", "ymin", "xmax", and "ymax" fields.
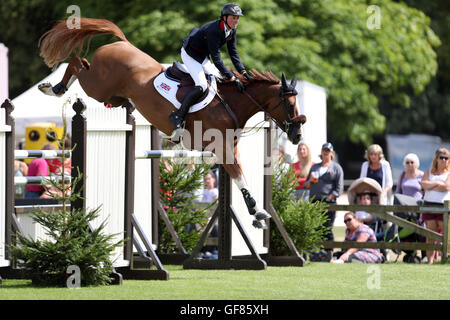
[
  {"xmin": 439, "ymin": 156, "xmax": 449, "ymax": 160},
  {"xmin": 344, "ymin": 218, "xmax": 352, "ymax": 224}
]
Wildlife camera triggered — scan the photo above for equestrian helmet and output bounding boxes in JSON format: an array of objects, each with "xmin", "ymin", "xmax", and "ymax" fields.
[{"xmin": 221, "ymin": 3, "xmax": 244, "ymax": 17}]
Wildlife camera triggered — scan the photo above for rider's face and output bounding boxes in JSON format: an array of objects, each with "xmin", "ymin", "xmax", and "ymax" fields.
[{"xmin": 225, "ymin": 15, "xmax": 240, "ymax": 29}]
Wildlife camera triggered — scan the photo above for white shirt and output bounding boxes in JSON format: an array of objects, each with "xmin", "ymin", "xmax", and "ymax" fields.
[
  {"xmin": 423, "ymin": 171, "xmax": 450, "ymax": 203},
  {"xmin": 202, "ymin": 188, "xmax": 218, "ymax": 203},
  {"xmin": 224, "ymin": 24, "xmax": 232, "ymax": 38}
]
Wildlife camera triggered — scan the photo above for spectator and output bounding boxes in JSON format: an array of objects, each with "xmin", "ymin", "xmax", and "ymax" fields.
[
  {"xmin": 306, "ymin": 142, "xmax": 344, "ymax": 252},
  {"xmin": 47, "ymin": 137, "xmax": 72, "ymax": 175},
  {"xmin": 395, "ymin": 153, "xmax": 424, "ymax": 200},
  {"xmin": 14, "ymin": 159, "xmax": 28, "ymax": 198},
  {"xmin": 202, "ymin": 171, "xmax": 218, "ymax": 202},
  {"xmin": 359, "ymin": 144, "xmax": 393, "ymax": 204},
  {"xmin": 331, "ymin": 212, "xmax": 382, "ymax": 264},
  {"xmin": 201, "ymin": 171, "xmax": 219, "ymax": 259},
  {"xmin": 355, "ymin": 191, "xmax": 376, "ymax": 224},
  {"xmin": 420, "ymin": 148, "xmax": 450, "ymax": 264},
  {"xmin": 292, "ymin": 142, "xmax": 313, "ymax": 200},
  {"xmin": 25, "ymin": 144, "xmax": 56, "ymax": 198}
]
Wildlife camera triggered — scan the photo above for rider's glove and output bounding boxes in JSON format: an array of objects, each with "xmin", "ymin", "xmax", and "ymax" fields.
[
  {"xmin": 234, "ymin": 78, "xmax": 245, "ymax": 92},
  {"xmin": 241, "ymin": 70, "xmax": 252, "ymax": 81}
]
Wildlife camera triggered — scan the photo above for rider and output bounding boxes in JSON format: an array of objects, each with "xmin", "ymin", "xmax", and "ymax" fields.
[{"xmin": 169, "ymin": 3, "xmax": 252, "ymax": 136}]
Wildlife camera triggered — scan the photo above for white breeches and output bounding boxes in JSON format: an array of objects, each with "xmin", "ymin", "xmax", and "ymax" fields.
[{"xmin": 181, "ymin": 47, "xmax": 216, "ymax": 92}]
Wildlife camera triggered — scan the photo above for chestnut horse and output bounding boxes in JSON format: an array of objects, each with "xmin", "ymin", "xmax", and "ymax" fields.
[{"xmin": 38, "ymin": 18, "xmax": 305, "ymax": 229}]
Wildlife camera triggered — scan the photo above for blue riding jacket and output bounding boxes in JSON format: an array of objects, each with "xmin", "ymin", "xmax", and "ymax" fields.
[{"xmin": 182, "ymin": 20, "xmax": 245, "ymax": 80}]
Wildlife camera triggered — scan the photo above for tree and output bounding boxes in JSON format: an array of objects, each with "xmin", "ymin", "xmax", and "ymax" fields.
[{"xmin": 380, "ymin": 0, "xmax": 450, "ymax": 140}]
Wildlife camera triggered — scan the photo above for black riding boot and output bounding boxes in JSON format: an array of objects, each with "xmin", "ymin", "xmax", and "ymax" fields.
[{"xmin": 169, "ymin": 86, "xmax": 204, "ymax": 131}]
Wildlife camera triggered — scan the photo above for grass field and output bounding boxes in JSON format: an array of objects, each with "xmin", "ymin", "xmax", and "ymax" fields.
[
  {"xmin": 1, "ymin": 226, "xmax": 448, "ymax": 301},
  {"xmin": 0, "ymin": 262, "xmax": 449, "ymax": 300}
]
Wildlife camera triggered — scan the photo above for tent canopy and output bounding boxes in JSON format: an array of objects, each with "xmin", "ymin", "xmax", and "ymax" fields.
[{"xmin": 11, "ymin": 63, "xmax": 149, "ymax": 139}]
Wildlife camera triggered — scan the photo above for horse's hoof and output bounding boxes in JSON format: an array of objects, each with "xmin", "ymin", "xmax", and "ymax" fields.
[
  {"xmin": 252, "ymin": 219, "xmax": 268, "ymax": 229},
  {"xmin": 255, "ymin": 210, "xmax": 271, "ymax": 221},
  {"xmin": 38, "ymin": 83, "xmax": 62, "ymax": 97}
]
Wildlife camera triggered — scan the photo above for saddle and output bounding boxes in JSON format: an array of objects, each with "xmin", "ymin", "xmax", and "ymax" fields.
[{"xmin": 164, "ymin": 61, "xmax": 210, "ymax": 103}]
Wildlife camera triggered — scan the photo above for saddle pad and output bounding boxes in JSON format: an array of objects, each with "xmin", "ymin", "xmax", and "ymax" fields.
[{"xmin": 153, "ymin": 72, "xmax": 217, "ymax": 113}]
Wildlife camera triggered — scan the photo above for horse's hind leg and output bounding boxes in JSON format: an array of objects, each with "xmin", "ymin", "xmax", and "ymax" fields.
[{"xmin": 38, "ymin": 55, "xmax": 88, "ymax": 97}]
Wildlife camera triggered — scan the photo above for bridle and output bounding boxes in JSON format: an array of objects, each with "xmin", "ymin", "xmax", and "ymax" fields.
[{"xmin": 243, "ymin": 84, "xmax": 302, "ymax": 134}]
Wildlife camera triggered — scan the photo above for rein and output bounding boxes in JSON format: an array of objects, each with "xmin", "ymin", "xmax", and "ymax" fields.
[{"xmin": 242, "ymin": 89, "xmax": 297, "ymax": 132}]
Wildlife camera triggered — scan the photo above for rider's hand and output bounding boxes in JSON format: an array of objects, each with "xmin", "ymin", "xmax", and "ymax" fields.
[
  {"xmin": 233, "ymin": 78, "xmax": 245, "ymax": 92},
  {"xmin": 241, "ymin": 70, "xmax": 252, "ymax": 81}
]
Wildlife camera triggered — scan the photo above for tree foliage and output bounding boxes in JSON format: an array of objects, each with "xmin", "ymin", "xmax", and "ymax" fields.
[
  {"xmin": 158, "ymin": 158, "xmax": 215, "ymax": 253},
  {"xmin": 0, "ymin": 0, "xmax": 442, "ymax": 144},
  {"xmin": 270, "ymin": 159, "xmax": 330, "ymax": 255}
]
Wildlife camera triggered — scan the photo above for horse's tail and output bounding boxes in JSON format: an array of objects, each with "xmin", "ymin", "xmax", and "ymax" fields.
[{"xmin": 39, "ymin": 17, "xmax": 128, "ymax": 68}]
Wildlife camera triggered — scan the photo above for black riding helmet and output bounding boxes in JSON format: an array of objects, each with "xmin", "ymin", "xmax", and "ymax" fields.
[{"xmin": 221, "ymin": 3, "xmax": 244, "ymax": 18}]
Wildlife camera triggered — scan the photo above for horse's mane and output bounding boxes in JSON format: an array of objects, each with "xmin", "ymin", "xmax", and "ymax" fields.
[{"xmin": 225, "ymin": 69, "xmax": 280, "ymax": 86}]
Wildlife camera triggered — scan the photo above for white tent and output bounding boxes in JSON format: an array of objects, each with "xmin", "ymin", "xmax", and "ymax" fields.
[{"xmin": 11, "ymin": 63, "xmax": 149, "ymax": 140}]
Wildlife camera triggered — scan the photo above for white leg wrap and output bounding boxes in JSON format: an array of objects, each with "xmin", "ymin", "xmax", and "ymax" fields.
[{"xmin": 66, "ymin": 75, "xmax": 76, "ymax": 89}]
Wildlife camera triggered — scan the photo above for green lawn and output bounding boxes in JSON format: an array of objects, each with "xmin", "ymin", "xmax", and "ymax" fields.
[{"xmin": 1, "ymin": 263, "xmax": 448, "ymax": 300}]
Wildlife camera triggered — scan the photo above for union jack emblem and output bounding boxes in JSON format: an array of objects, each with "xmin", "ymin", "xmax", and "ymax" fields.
[{"xmin": 160, "ymin": 82, "xmax": 171, "ymax": 91}]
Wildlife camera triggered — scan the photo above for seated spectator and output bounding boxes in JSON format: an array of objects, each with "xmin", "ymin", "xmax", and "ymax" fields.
[
  {"xmin": 14, "ymin": 159, "xmax": 28, "ymax": 198},
  {"xmin": 47, "ymin": 137, "xmax": 72, "ymax": 175},
  {"xmin": 331, "ymin": 212, "xmax": 382, "ymax": 264},
  {"xmin": 25, "ymin": 144, "xmax": 55, "ymax": 198},
  {"xmin": 354, "ymin": 191, "xmax": 375, "ymax": 224}
]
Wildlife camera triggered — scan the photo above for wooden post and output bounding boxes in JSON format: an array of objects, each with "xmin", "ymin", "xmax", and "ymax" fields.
[
  {"xmin": 183, "ymin": 165, "xmax": 267, "ymax": 270},
  {"xmin": 123, "ymin": 99, "xmax": 136, "ymax": 261},
  {"xmin": 71, "ymin": 98, "xmax": 87, "ymax": 212},
  {"xmin": 150, "ymin": 126, "xmax": 160, "ymax": 246},
  {"xmin": 442, "ymin": 200, "xmax": 449, "ymax": 263},
  {"xmin": 2, "ymin": 100, "xmax": 14, "ymax": 260},
  {"xmin": 263, "ymin": 119, "xmax": 304, "ymax": 266}
]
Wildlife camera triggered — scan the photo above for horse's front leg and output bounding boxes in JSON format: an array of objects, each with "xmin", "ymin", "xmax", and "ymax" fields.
[
  {"xmin": 232, "ymin": 174, "xmax": 271, "ymax": 229},
  {"xmin": 222, "ymin": 144, "xmax": 271, "ymax": 229}
]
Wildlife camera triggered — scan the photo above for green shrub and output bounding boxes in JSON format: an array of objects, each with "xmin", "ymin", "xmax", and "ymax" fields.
[
  {"xmin": 158, "ymin": 158, "xmax": 215, "ymax": 253},
  {"xmin": 9, "ymin": 206, "xmax": 122, "ymax": 286},
  {"xmin": 9, "ymin": 102, "xmax": 122, "ymax": 286},
  {"xmin": 270, "ymin": 159, "xmax": 330, "ymax": 255}
]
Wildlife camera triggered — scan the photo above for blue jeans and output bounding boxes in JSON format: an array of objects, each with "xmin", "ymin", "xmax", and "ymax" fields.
[{"xmin": 25, "ymin": 190, "xmax": 42, "ymax": 198}]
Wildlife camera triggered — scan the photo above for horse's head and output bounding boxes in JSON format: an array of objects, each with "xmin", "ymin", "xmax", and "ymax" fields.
[
  {"xmin": 278, "ymin": 73, "xmax": 305, "ymax": 145},
  {"xmin": 235, "ymin": 70, "xmax": 306, "ymax": 145}
]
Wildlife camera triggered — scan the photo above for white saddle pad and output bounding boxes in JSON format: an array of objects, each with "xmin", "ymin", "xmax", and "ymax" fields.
[{"xmin": 153, "ymin": 72, "xmax": 217, "ymax": 113}]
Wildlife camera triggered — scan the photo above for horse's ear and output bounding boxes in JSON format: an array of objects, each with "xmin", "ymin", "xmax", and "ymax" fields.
[
  {"xmin": 281, "ymin": 73, "xmax": 287, "ymax": 89},
  {"xmin": 290, "ymin": 76, "xmax": 297, "ymax": 89}
]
